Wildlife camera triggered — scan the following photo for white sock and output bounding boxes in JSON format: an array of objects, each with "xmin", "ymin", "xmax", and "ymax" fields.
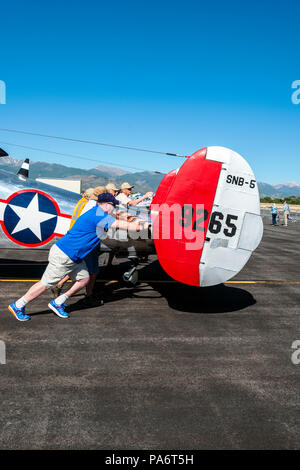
[
  {"xmin": 15, "ymin": 297, "xmax": 28, "ymax": 309},
  {"xmin": 55, "ymin": 294, "xmax": 68, "ymax": 305}
]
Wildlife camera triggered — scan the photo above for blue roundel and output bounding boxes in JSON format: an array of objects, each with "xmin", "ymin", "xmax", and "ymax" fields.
[{"xmin": 4, "ymin": 191, "xmax": 58, "ymax": 245}]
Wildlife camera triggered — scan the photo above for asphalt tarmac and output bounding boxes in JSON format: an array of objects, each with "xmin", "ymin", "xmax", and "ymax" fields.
[{"xmin": 0, "ymin": 220, "xmax": 299, "ymax": 450}]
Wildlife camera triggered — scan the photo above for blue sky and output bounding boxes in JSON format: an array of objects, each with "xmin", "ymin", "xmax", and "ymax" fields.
[{"xmin": 0, "ymin": 0, "xmax": 299, "ymax": 183}]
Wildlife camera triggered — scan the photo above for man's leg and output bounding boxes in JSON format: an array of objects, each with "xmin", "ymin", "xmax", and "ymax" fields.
[
  {"xmin": 64, "ymin": 277, "xmax": 90, "ymax": 298},
  {"xmin": 58, "ymin": 275, "xmax": 70, "ymax": 289},
  {"xmin": 49, "ymin": 254, "xmax": 92, "ymax": 313},
  {"xmin": 48, "ymin": 276, "xmax": 90, "ymax": 318},
  {"xmin": 86, "ymin": 273, "xmax": 97, "ymax": 297},
  {"xmin": 24, "ymin": 280, "xmax": 48, "ymax": 302},
  {"xmin": 9, "ymin": 244, "xmax": 90, "ymax": 320},
  {"xmin": 8, "ymin": 243, "xmax": 62, "ymax": 320},
  {"xmin": 79, "ymin": 248, "xmax": 102, "ymax": 306},
  {"xmin": 51, "ymin": 274, "xmax": 70, "ymax": 298},
  {"xmin": 8, "ymin": 280, "xmax": 48, "ymax": 321}
]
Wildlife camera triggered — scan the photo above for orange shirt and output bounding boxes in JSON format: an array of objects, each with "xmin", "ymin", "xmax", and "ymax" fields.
[{"xmin": 69, "ymin": 197, "xmax": 89, "ymax": 229}]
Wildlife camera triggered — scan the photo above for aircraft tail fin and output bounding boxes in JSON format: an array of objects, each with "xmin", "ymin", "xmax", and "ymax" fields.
[
  {"xmin": 151, "ymin": 146, "xmax": 263, "ymax": 287},
  {"xmin": 17, "ymin": 158, "xmax": 30, "ymax": 181}
]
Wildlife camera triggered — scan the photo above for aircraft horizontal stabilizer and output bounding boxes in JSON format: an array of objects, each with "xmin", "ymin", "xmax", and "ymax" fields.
[{"xmin": 0, "ymin": 148, "xmax": 9, "ymax": 157}]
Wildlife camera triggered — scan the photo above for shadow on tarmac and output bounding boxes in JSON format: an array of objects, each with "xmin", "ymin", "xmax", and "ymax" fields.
[
  {"xmin": 2, "ymin": 256, "xmax": 256, "ymax": 316},
  {"xmin": 139, "ymin": 260, "xmax": 256, "ymax": 314},
  {"xmin": 0, "ymin": 257, "xmax": 47, "ymax": 278},
  {"xmin": 149, "ymin": 282, "xmax": 256, "ymax": 314},
  {"xmin": 57, "ymin": 282, "xmax": 255, "ymax": 316}
]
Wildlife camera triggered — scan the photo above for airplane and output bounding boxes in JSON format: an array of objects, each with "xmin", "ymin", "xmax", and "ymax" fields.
[{"xmin": 0, "ymin": 145, "xmax": 263, "ymax": 287}]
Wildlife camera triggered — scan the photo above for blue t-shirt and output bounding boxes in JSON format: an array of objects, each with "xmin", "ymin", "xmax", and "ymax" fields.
[
  {"xmin": 56, "ymin": 205, "xmax": 115, "ymax": 263},
  {"xmin": 283, "ymin": 203, "xmax": 290, "ymax": 212},
  {"xmin": 270, "ymin": 205, "xmax": 278, "ymax": 215}
]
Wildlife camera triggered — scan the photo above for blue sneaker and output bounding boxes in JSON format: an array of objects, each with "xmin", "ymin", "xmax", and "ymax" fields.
[
  {"xmin": 48, "ymin": 299, "xmax": 69, "ymax": 318},
  {"xmin": 8, "ymin": 302, "xmax": 31, "ymax": 321}
]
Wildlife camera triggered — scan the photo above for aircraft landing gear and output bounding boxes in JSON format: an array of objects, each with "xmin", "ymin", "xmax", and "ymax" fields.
[{"xmin": 122, "ymin": 266, "xmax": 138, "ymax": 286}]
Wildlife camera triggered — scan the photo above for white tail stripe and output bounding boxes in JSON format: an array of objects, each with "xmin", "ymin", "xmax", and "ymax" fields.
[
  {"xmin": 20, "ymin": 163, "xmax": 29, "ymax": 170},
  {"xmin": 55, "ymin": 215, "xmax": 71, "ymax": 235}
]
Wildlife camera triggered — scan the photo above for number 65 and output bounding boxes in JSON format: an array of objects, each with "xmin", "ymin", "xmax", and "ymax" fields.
[{"xmin": 209, "ymin": 212, "xmax": 238, "ymax": 238}]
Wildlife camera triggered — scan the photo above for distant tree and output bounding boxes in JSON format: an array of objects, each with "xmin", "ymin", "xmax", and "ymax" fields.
[
  {"xmin": 286, "ymin": 196, "xmax": 300, "ymax": 204},
  {"xmin": 261, "ymin": 196, "xmax": 300, "ymax": 205},
  {"xmin": 260, "ymin": 196, "xmax": 273, "ymax": 203}
]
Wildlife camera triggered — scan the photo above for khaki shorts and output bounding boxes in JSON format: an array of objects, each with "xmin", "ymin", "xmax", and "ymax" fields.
[{"xmin": 41, "ymin": 244, "xmax": 89, "ymax": 288}]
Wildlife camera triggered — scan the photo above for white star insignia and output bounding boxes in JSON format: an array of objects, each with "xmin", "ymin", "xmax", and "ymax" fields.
[{"xmin": 9, "ymin": 193, "xmax": 56, "ymax": 241}]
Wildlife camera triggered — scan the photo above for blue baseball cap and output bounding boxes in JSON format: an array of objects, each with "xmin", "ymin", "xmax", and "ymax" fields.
[{"xmin": 97, "ymin": 192, "xmax": 119, "ymax": 206}]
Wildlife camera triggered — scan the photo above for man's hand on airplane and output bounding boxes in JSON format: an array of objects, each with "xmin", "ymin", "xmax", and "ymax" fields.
[
  {"xmin": 128, "ymin": 192, "xmax": 154, "ymax": 206},
  {"xmin": 111, "ymin": 218, "xmax": 151, "ymax": 232}
]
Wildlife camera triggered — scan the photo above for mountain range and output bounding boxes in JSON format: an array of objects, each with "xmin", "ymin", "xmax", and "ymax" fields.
[
  {"xmin": 0, "ymin": 156, "xmax": 299, "ymax": 197},
  {"xmin": 0, "ymin": 157, "xmax": 165, "ymax": 193}
]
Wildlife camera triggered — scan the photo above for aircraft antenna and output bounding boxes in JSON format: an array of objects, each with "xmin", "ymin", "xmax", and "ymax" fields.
[
  {"xmin": 0, "ymin": 128, "xmax": 186, "ymax": 158},
  {"xmin": 0, "ymin": 140, "xmax": 166, "ymax": 174}
]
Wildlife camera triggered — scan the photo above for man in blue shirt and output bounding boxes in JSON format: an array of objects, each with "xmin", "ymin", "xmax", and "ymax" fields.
[
  {"xmin": 270, "ymin": 203, "xmax": 278, "ymax": 226},
  {"xmin": 8, "ymin": 193, "xmax": 149, "ymax": 321}
]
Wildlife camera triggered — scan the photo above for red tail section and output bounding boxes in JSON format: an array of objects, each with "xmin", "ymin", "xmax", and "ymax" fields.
[{"xmin": 151, "ymin": 148, "xmax": 222, "ymax": 286}]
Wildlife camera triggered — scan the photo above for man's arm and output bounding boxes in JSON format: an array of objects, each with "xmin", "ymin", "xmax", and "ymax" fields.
[
  {"xmin": 111, "ymin": 219, "xmax": 150, "ymax": 231},
  {"xmin": 127, "ymin": 192, "xmax": 153, "ymax": 206},
  {"xmin": 116, "ymin": 209, "xmax": 136, "ymax": 222}
]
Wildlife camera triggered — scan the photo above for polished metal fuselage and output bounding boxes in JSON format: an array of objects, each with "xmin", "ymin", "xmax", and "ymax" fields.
[{"xmin": 0, "ymin": 169, "xmax": 155, "ymax": 255}]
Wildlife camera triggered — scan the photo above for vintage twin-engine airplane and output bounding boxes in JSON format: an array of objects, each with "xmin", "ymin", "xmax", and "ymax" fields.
[{"xmin": 0, "ymin": 145, "xmax": 263, "ymax": 287}]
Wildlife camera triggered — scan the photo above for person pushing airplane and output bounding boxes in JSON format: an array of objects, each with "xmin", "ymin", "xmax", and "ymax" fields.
[
  {"xmin": 8, "ymin": 192, "xmax": 150, "ymax": 321},
  {"xmin": 117, "ymin": 182, "xmax": 153, "ymax": 208}
]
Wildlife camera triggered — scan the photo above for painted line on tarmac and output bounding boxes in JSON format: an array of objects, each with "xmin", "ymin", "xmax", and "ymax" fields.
[
  {"xmin": 140, "ymin": 280, "xmax": 300, "ymax": 285},
  {"xmin": 1, "ymin": 279, "xmax": 300, "ymax": 285},
  {"xmin": 226, "ymin": 281, "xmax": 300, "ymax": 284}
]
